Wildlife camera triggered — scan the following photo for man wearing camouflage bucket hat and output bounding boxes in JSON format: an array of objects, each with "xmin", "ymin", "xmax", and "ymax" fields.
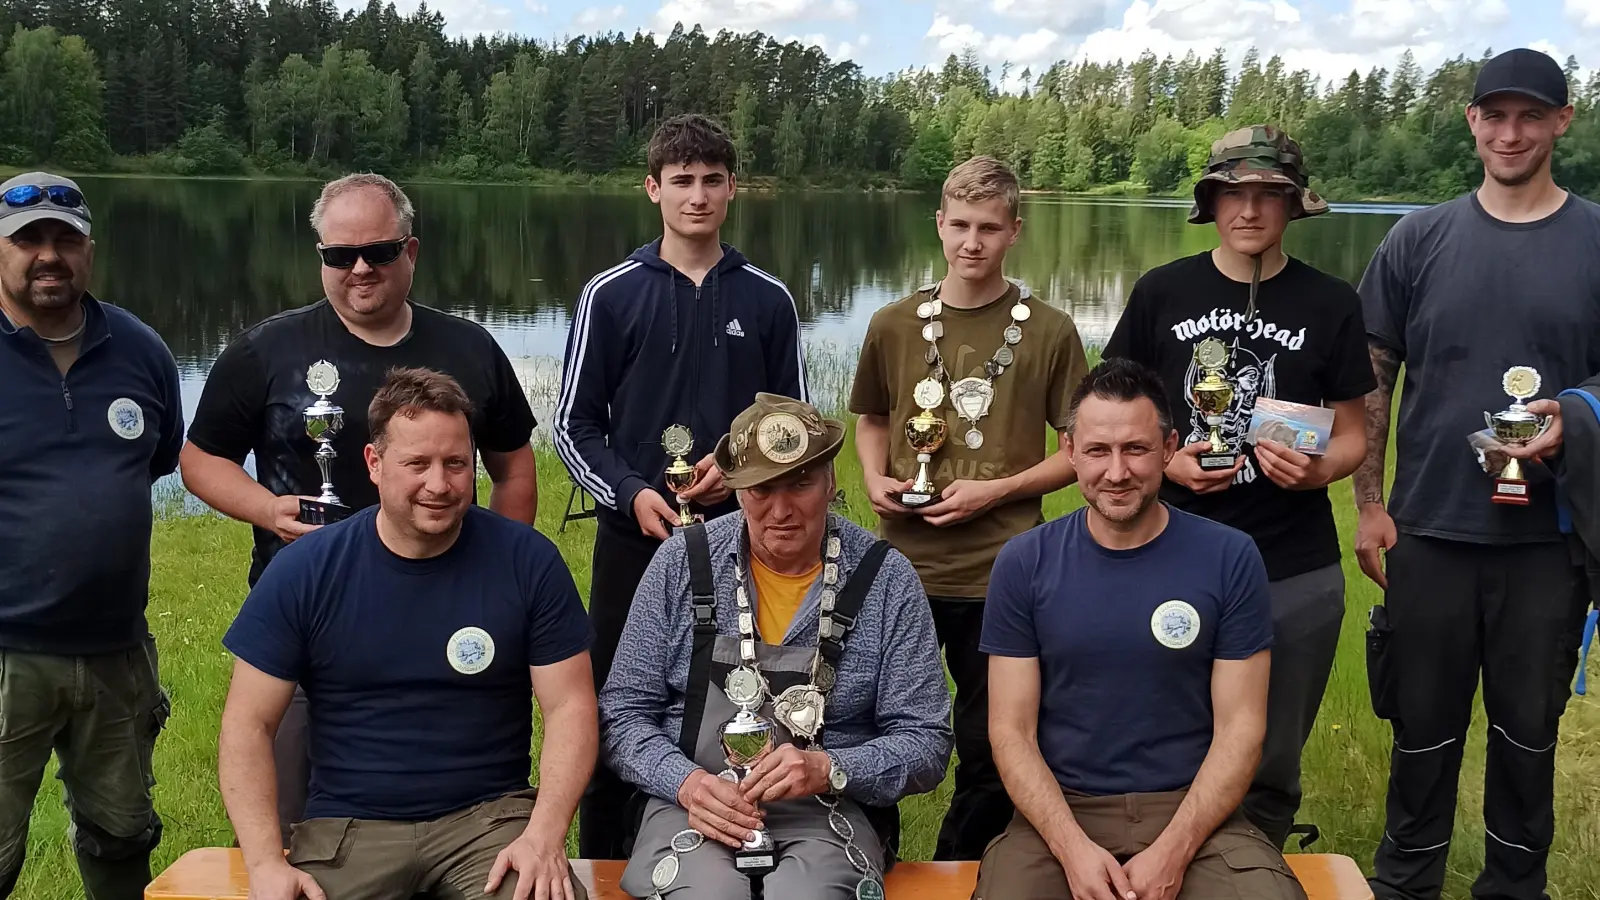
[
  {"xmin": 599, "ymin": 394, "xmax": 952, "ymax": 899},
  {"xmin": 1107, "ymin": 125, "xmax": 1375, "ymax": 850}
]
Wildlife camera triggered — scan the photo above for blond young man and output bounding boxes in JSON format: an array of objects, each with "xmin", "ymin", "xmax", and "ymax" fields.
[{"xmin": 848, "ymin": 156, "xmax": 1090, "ymax": 859}]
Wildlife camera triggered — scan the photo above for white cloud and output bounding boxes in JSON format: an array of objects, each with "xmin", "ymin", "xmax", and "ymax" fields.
[
  {"xmin": 987, "ymin": 0, "xmax": 1116, "ymax": 32},
  {"xmin": 785, "ymin": 31, "xmax": 871, "ymax": 60},
  {"xmin": 653, "ymin": 0, "xmax": 858, "ymax": 34},
  {"xmin": 926, "ymin": 13, "xmax": 1070, "ymax": 79},
  {"xmin": 575, "ymin": 4, "xmax": 627, "ymax": 27},
  {"xmin": 1568, "ymin": 0, "xmax": 1600, "ymax": 29}
]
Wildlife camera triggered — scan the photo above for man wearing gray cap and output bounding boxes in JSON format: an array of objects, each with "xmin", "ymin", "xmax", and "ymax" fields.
[
  {"xmin": 1355, "ymin": 48, "xmax": 1600, "ymax": 900},
  {"xmin": 0, "ymin": 172, "xmax": 183, "ymax": 899}
]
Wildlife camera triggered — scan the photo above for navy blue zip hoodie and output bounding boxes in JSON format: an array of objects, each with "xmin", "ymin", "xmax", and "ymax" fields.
[
  {"xmin": 0, "ymin": 294, "xmax": 183, "ymax": 654},
  {"xmin": 555, "ymin": 239, "xmax": 809, "ymax": 524}
]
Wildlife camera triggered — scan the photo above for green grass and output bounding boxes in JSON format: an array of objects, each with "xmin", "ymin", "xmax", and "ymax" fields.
[{"xmin": 13, "ymin": 431, "xmax": 1600, "ymax": 899}]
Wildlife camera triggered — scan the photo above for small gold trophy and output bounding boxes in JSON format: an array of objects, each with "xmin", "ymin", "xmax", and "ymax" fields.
[
  {"xmin": 661, "ymin": 424, "xmax": 698, "ymax": 527},
  {"xmin": 1485, "ymin": 366, "xmax": 1553, "ymax": 506},
  {"xmin": 901, "ymin": 378, "xmax": 949, "ymax": 508},
  {"xmin": 1191, "ymin": 338, "xmax": 1238, "ymax": 471}
]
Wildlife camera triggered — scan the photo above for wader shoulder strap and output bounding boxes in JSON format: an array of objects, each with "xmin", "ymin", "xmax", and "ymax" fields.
[
  {"xmin": 817, "ymin": 540, "xmax": 891, "ymax": 679},
  {"xmin": 677, "ymin": 523, "xmax": 718, "ymax": 758}
]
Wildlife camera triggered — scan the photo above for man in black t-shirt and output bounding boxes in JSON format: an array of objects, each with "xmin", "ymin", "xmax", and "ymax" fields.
[
  {"xmin": 1105, "ymin": 126, "xmax": 1374, "ymax": 850},
  {"xmin": 182, "ymin": 173, "xmax": 539, "ymax": 844}
]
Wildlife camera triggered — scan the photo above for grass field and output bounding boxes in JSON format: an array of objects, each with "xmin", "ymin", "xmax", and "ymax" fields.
[{"xmin": 12, "ymin": 426, "xmax": 1600, "ymax": 899}]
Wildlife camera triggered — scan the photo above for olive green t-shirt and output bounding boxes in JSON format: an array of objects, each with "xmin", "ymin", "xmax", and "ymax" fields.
[{"xmin": 849, "ymin": 282, "xmax": 1090, "ymax": 598}]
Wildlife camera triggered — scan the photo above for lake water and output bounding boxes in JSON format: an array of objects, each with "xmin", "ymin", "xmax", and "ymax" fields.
[{"xmin": 72, "ymin": 176, "xmax": 1414, "ymax": 456}]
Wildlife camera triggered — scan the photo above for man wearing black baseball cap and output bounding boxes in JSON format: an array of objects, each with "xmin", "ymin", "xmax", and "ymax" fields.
[
  {"xmin": 1355, "ymin": 48, "xmax": 1596, "ymax": 900},
  {"xmin": 0, "ymin": 171, "xmax": 184, "ymax": 900}
]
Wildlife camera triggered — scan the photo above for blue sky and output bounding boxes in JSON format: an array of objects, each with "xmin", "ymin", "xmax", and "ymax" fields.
[{"xmin": 405, "ymin": 0, "xmax": 1586, "ymax": 87}]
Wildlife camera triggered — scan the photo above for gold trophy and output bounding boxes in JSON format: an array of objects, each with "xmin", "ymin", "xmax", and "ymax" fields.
[
  {"xmin": 1485, "ymin": 366, "xmax": 1553, "ymax": 506},
  {"xmin": 1191, "ymin": 338, "xmax": 1238, "ymax": 471},
  {"xmin": 900, "ymin": 378, "xmax": 949, "ymax": 508},
  {"xmin": 661, "ymin": 424, "xmax": 698, "ymax": 527}
]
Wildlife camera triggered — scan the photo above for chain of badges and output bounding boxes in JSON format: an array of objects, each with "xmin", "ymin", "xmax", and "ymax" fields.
[
  {"xmin": 818, "ymin": 793, "xmax": 886, "ymax": 899},
  {"xmin": 651, "ymin": 530, "xmax": 852, "ymax": 894},
  {"xmin": 917, "ymin": 278, "xmax": 1033, "ymax": 449}
]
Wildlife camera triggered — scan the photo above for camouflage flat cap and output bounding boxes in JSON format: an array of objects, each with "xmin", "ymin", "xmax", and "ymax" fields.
[
  {"xmin": 715, "ymin": 393, "xmax": 846, "ymax": 491},
  {"xmin": 1189, "ymin": 125, "xmax": 1328, "ymax": 225}
]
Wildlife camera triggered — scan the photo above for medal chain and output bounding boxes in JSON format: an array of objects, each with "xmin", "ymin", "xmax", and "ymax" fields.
[{"xmin": 919, "ymin": 279, "xmax": 1031, "ymax": 448}]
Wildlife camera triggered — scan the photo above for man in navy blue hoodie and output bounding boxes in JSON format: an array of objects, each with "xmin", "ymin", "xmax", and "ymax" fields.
[
  {"xmin": 556, "ymin": 114, "xmax": 809, "ymax": 858},
  {"xmin": 0, "ymin": 173, "xmax": 183, "ymax": 900}
]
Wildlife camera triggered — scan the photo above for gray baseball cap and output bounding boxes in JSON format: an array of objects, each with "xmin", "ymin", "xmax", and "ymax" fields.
[{"xmin": 0, "ymin": 172, "xmax": 92, "ymax": 238}]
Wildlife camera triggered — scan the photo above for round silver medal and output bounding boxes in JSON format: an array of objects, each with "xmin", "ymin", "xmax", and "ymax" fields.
[
  {"xmin": 1004, "ymin": 324, "xmax": 1022, "ymax": 345},
  {"xmin": 1011, "ymin": 303, "xmax": 1031, "ymax": 322},
  {"xmin": 670, "ymin": 830, "xmax": 704, "ymax": 853},
  {"xmin": 651, "ymin": 856, "xmax": 679, "ymax": 891},
  {"xmin": 995, "ymin": 346, "xmax": 1014, "ymax": 367},
  {"xmin": 916, "ymin": 301, "xmax": 934, "ymax": 319},
  {"xmin": 965, "ymin": 428, "xmax": 984, "ymax": 450},
  {"xmin": 725, "ymin": 666, "xmax": 765, "ymax": 707}
]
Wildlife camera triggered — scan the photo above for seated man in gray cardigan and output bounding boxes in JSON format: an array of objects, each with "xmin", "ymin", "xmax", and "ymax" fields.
[{"xmin": 599, "ymin": 393, "xmax": 953, "ymax": 900}]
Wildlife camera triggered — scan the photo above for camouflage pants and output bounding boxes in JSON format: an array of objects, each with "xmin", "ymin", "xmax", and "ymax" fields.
[{"xmin": 0, "ymin": 639, "xmax": 168, "ymax": 900}]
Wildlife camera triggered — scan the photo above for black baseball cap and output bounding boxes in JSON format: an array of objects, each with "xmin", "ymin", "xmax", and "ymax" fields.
[{"xmin": 1471, "ymin": 49, "xmax": 1569, "ymax": 108}]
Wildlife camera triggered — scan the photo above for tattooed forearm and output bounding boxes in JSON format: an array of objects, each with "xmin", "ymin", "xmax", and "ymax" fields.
[{"xmin": 1353, "ymin": 342, "xmax": 1402, "ymax": 507}]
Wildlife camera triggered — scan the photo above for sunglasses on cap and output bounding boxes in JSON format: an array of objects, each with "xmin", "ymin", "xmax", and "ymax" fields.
[
  {"xmin": 3, "ymin": 184, "xmax": 88, "ymax": 212},
  {"xmin": 316, "ymin": 236, "xmax": 410, "ymax": 269}
]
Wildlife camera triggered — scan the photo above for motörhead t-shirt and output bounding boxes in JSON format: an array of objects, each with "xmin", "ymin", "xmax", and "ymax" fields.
[
  {"xmin": 1105, "ymin": 253, "xmax": 1375, "ymax": 581},
  {"xmin": 187, "ymin": 299, "xmax": 537, "ymax": 585},
  {"xmin": 850, "ymin": 282, "xmax": 1090, "ymax": 598},
  {"xmin": 981, "ymin": 506, "xmax": 1273, "ymax": 796}
]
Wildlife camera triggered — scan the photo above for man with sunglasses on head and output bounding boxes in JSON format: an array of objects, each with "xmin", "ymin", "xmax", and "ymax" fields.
[
  {"xmin": 0, "ymin": 172, "xmax": 184, "ymax": 900},
  {"xmin": 182, "ymin": 172, "xmax": 539, "ymax": 846}
]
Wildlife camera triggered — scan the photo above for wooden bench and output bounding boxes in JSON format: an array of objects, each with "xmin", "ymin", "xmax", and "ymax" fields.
[{"xmin": 146, "ymin": 847, "xmax": 1373, "ymax": 899}]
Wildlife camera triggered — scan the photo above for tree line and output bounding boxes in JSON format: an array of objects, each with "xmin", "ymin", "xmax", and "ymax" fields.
[{"xmin": 2, "ymin": 0, "xmax": 1599, "ymax": 200}]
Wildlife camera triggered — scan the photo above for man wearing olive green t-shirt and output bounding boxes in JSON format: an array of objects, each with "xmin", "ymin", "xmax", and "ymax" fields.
[{"xmin": 848, "ymin": 156, "xmax": 1090, "ymax": 860}]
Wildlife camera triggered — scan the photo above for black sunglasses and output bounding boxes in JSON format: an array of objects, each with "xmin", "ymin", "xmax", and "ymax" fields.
[
  {"xmin": 316, "ymin": 236, "xmax": 410, "ymax": 269},
  {"xmin": 3, "ymin": 184, "xmax": 88, "ymax": 214}
]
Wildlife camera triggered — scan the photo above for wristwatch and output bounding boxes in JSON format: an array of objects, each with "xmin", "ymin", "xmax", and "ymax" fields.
[{"xmin": 826, "ymin": 753, "xmax": 849, "ymax": 794}]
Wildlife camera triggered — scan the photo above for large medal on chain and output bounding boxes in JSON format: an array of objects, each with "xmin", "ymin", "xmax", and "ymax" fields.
[
  {"xmin": 773, "ymin": 683, "xmax": 826, "ymax": 741},
  {"xmin": 724, "ymin": 665, "xmax": 766, "ymax": 709}
]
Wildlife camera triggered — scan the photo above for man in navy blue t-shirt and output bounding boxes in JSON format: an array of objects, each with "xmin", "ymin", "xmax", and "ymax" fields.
[
  {"xmin": 219, "ymin": 368, "xmax": 596, "ymax": 900},
  {"xmin": 973, "ymin": 359, "xmax": 1305, "ymax": 900}
]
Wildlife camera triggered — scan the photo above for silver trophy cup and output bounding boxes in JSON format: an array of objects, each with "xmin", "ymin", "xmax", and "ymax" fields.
[
  {"xmin": 298, "ymin": 361, "xmax": 353, "ymax": 525},
  {"xmin": 720, "ymin": 709, "xmax": 778, "ymax": 875}
]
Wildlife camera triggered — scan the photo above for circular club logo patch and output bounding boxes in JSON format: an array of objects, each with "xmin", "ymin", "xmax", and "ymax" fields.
[
  {"xmin": 1150, "ymin": 600, "xmax": 1201, "ymax": 650},
  {"xmin": 446, "ymin": 627, "xmax": 495, "ymax": 675},
  {"xmin": 107, "ymin": 398, "xmax": 145, "ymax": 440}
]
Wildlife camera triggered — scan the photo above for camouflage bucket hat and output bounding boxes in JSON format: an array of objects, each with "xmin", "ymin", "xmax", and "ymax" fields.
[
  {"xmin": 1189, "ymin": 125, "xmax": 1329, "ymax": 225},
  {"xmin": 715, "ymin": 393, "xmax": 847, "ymax": 491}
]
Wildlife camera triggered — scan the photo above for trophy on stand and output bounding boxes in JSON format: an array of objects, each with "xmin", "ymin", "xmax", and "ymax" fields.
[
  {"xmin": 661, "ymin": 424, "xmax": 699, "ymax": 528},
  {"xmin": 1190, "ymin": 338, "xmax": 1238, "ymax": 471},
  {"xmin": 900, "ymin": 378, "xmax": 949, "ymax": 508},
  {"xmin": 1485, "ymin": 366, "xmax": 1553, "ymax": 506},
  {"xmin": 720, "ymin": 707, "xmax": 778, "ymax": 875},
  {"xmin": 298, "ymin": 360, "xmax": 353, "ymax": 525}
]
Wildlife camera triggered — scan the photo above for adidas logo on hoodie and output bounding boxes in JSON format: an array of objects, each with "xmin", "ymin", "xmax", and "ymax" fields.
[{"xmin": 725, "ymin": 318, "xmax": 745, "ymax": 338}]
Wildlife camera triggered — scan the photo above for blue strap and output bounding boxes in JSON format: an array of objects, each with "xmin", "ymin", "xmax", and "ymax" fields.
[{"xmin": 1579, "ymin": 607, "xmax": 1597, "ymax": 697}]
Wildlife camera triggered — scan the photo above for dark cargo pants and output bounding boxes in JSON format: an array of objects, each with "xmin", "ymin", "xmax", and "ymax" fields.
[
  {"xmin": 286, "ymin": 790, "xmax": 587, "ymax": 900},
  {"xmin": 0, "ymin": 638, "xmax": 169, "ymax": 900},
  {"xmin": 972, "ymin": 788, "xmax": 1306, "ymax": 900}
]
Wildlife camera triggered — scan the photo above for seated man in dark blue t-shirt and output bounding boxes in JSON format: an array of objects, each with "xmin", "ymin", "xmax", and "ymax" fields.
[
  {"xmin": 973, "ymin": 359, "xmax": 1306, "ymax": 900},
  {"xmin": 218, "ymin": 367, "xmax": 596, "ymax": 900}
]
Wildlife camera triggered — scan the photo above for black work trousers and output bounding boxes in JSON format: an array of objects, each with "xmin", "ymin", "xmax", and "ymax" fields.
[
  {"xmin": 576, "ymin": 511, "xmax": 662, "ymax": 860},
  {"xmin": 1367, "ymin": 534, "xmax": 1590, "ymax": 900},
  {"xmin": 927, "ymin": 597, "xmax": 1013, "ymax": 862}
]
